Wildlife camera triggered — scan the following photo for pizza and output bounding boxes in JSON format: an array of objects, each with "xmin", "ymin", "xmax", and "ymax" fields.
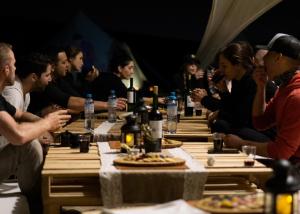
[
  {"xmin": 113, "ymin": 153, "xmax": 186, "ymax": 166},
  {"xmin": 194, "ymin": 194, "xmax": 264, "ymax": 213},
  {"xmin": 123, "ymin": 153, "xmax": 179, "ymax": 163}
]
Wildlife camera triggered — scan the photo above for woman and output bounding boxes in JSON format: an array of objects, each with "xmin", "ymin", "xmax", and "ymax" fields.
[
  {"xmin": 92, "ymin": 53, "xmax": 134, "ymax": 101},
  {"xmin": 64, "ymin": 46, "xmax": 99, "ymax": 96},
  {"xmin": 210, "ymin": 41, "xmax": 270, "ymax": 141}
]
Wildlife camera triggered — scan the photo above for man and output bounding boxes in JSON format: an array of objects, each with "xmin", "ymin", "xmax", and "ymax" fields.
[
  {"xmin": 0, "ymin": 43, "xmax": 71, "ymax": 213},
  {"xmin": 224, "ymin": 33, "xmax": 300, "ymax": 163},
  {"xmin": 29, "ymin": 47, "xmax": 126, "ymax": 115},
  {"xmin": 2, "ymin": 53, "xmax": 54, "ymax": 145}
]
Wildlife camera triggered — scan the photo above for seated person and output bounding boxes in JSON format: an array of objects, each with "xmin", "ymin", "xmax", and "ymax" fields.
[
  {"xmin": 0, "ymin": 43, "xmax": 71, "ymax": 214},
  {"xmin": 92, "ymin": 53, "xmax": 134, "ymax": 101},
  {"xmin": 28, "ymin": 46, "xmax": 126, "ymax": 116},
  {"xmin": 2, "ymin": 53, "xmax": 54, "ymax": 150},
  {"xmin": 224, "ymin": 33, "xmax": 300, "ymax": 164},
  {"xmin": 206, "ymin": 41, "xmax": 270, "ymax": 142},
  {"xmin": 64, "ymin": 45, "xmax": 99, "ymax": 96},
  {"xmin": 173, "ymin": 54, "xmax": 206, "ymax": 95}
]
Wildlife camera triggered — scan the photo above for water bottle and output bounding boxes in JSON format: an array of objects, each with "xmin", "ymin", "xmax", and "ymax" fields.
[
  {"xmin": 167, "ymin": 91, "xmax": 178, "ymax": 133},
  {"xmin": 108, "ymin": 90, "xmax": 117, "ymax": 123},
  {"xmin": 84, "ymin": 93, "xmax": 94, "ymax": 130}
]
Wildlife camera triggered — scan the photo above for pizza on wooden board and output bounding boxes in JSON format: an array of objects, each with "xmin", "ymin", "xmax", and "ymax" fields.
[
  {"xmin": 194, "ymin": 194, "xmax": 264, "ymax": 213},
  {"xmin": 114, "ymin": 153, "xmax": 185, "ymax": 166}
]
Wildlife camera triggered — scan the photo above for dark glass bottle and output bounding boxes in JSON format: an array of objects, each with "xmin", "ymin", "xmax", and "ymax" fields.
[
  {"xmin": 127, "ymin": 78, "xmax": 136, "ymax": 112},
  {"xmin": 148, "ymin": 86, "xmax": 163, "ymax": 150},
  {"xmin": 184, "ymin": 74, "xmax": 194, "ymax": 116},
  {"xmin": 134, "ymin": 98, "xmax": 149, "ymax": 126}
]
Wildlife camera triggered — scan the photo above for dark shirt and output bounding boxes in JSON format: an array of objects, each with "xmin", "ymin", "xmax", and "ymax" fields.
[
  {"xmin": 29, "ymin": 78, "xmax": 81, "ymax": 114},
  {"xmin": 218, "ymin": 71, "xmax": 257, "ymax": 128},
  {"xmin": 64, "ymin": 71, "xmax": 92, "ymax": 96},
  {"xmin": 92, "ymin": 72, "xmax": 127, "ymax": 101},
  {"xmin": 202, "ymin": 80, "xmax": 277, "ymax": 112},
  {"xmin": 0, "ymin": 95, "xmax": 16, "ymax": 116}
]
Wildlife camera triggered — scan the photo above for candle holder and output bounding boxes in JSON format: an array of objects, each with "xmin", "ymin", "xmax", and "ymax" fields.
[
  {"xmin": 265, "ymin": 159, "xmax": 300, "ymax": 214},
  {"xmin": 120, "ymin": 114, "xmax": 141, "ymax": 153}
]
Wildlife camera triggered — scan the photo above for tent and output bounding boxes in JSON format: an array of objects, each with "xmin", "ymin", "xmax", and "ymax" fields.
[
  {"xmin": 49, "ymin": 12, "xmax": 146, "ymax": 90},
  {"xmin": 197, "ymin": 0, "xmax": 282, "ymax": 69}
]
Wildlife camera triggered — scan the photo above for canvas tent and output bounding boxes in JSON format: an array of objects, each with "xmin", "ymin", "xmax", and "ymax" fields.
[
  {"xmin": 50, "ymin": 12, "xmax": 146, "ymax": 90},
  {"xmin": 197, "ymin": 0, "xmax": 282, "ymax": 69}
]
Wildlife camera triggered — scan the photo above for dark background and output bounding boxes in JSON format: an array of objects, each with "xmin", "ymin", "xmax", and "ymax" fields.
[{"xmin": 1, "ymin": 0, "xmax": 300, "ymax": 93}]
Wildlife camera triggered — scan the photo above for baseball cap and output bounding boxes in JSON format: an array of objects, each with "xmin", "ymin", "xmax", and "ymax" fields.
[{"xmin": 257, "ymin": 33, "xmax": 300, "ymax": 60}]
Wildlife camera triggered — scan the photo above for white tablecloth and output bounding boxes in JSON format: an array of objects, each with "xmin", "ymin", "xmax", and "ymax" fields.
[{"xmin": 98, "ymin": 142, "xmax": 208, "ymax": 208}]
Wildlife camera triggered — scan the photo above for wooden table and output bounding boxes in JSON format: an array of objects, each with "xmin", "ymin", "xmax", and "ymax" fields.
[
  {"xmin": 182, "ymin": 142, "xmax": 273, "ymax": 195},
  {"xmin": 42, "ymin": 116, "xmax": 272, "ymax": 213},
  {"xmin": 164, "ymin": 119, "xmax": 212, "ymax": 141},
  {"xmin": 42, "ymin": 143, "xmax": 101, "ymax": 214}
]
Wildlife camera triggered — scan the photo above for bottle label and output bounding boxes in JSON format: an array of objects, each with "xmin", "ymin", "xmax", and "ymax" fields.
[
  {"xmin": 149, "ymin": 120, "xmax": 163, "ymax": 139},
  {"xmin": 127, "ymin": 91, "xmax": 134, "ymax": 103},
  {"xmin": 167, "ymin": 105, "xmax": 177, "ymax": 116},
  {"xmin": 187, "ymin": 96, "xmax": 194, "ymax": 107}
]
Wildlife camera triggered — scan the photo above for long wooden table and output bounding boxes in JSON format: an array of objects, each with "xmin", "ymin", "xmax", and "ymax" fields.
[{"xmin": 42, "ymin": 115, "xmax": 272, "ymax": 213}]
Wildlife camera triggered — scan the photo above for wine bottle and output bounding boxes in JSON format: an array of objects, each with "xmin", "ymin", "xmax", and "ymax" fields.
[
  {"xmin": 127, "ymin": 78, "xmax": 136, "ymax": 112},
  {"xmin": 184, "ymin": 74, "xmax": 194, "ymax": 116},
  {"xmin": 148, "ymin": 86, "xmax": 163, "ymax": 152}
]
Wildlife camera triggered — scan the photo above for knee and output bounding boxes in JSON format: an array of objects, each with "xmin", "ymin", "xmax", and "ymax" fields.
[{"xmin": 23, "ymin": 140, "xmax": 43, "ymax": 165}]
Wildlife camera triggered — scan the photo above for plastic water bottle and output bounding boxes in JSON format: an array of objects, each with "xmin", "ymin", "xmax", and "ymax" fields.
[
  {"xmin": 167, "ymin": 91, "xmax": 178, "ymax": 133},
  {"xmin": 108, "ymin": 90, "xmax": 117, "ymax": 123},
  {"xmin": 84, "ymin": 93, "xmax": 94, "ymax": 130}
]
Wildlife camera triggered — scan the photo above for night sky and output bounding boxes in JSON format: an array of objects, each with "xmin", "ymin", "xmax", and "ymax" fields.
[{"xmin": 1, "ymin": 0, "xmax": 299, "ymax": 92}]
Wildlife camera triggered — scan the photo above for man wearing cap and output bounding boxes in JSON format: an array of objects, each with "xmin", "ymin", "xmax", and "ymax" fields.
[{"xmin": 224, "ymin": 33, "xmax": 300, "ymax": 163}]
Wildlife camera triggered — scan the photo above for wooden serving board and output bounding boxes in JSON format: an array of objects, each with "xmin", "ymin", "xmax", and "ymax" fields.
[
  {"xmin": 192, "ymin": 195, "xmax": 264, "ymax": 213},
  {"xmin": 113, "ymin": 157, "xmax": 185, "ymax": 167}
]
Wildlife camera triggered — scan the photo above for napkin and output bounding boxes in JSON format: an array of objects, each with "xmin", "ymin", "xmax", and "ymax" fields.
[{"xmin": 101, "ymin": 199, "xmax": 208, "ymax": 214}]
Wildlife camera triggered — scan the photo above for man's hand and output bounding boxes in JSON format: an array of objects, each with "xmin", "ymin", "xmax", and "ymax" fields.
[
  {"xmin": 191, "ymin": 88, "xmax": 207, "ymax": 102},
  {"xmin": 44, "ymin": 110, "xmax": 71, "ymax": 131},
  {"xmin": 41, "ymin": 104, "xmax": 63, "ymax": 117},
  {"xmin": 116, "ymin": 98, "xmax": 127, "ymax": 110},
  {"xmin": 252, "ymin": 66, "xmax": 268, "ymax": 89},
  {"xmin": 39, "ymin": 131, "xmax": 54, "ymax": 145}
]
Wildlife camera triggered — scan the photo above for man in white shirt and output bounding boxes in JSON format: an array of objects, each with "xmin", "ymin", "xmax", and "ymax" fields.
[
  {"xmin": 2, "ymin": 53, "xmax": 54, "ymax": 145},
  {"xmin": 0, "ymin": 45, "xmax": 70, "ymax": 214}
]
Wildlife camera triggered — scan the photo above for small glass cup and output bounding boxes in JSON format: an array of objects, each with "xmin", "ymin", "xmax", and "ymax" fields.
[
  {"xmin": 194, "ymin": 101, "xmax": 202, "ymax": 116},
  {"xmin": 242, "ymin": 145, "xmax": 256, "ymax": 167},
  {"xmin": 78, "ymin": 134, "xmax": 91, "ymax": 153},
  {"xmin": 212, "ymin": 132, "xmax": 223, "ymax": 152}
]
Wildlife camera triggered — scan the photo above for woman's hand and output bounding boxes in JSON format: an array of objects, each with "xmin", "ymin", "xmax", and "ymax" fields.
[{"xmin": 223, "ymin": 134, "xmax": 244, "ymax": 149}]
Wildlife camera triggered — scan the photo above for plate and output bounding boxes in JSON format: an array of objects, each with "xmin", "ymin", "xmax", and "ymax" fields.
[
  {"xmin": 113, "ymin": 154, "xmax": 185, "ymax": 167},
  {"xmin": 193, "ymin": 194, "xmax": 264, "ymax": 213}
]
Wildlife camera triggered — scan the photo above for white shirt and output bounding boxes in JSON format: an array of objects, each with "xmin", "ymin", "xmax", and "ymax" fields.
[
  {"xmin": 0, "ymin": 78, "xmax": 30, "ymax": 151},
  {"xmin": 2, "ymin": 78, "xmax": 30, "ymax": 111}
]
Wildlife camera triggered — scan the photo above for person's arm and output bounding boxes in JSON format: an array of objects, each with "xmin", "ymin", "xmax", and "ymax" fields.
[
  {"xmin": 223, "ymin": 134, "xmax": 269, "ymax": 157},
  {"xmin": 67, "ymin": 96, "xmax": 126, "ymax": 111},
  {"xmin": 14, "ymin": 109, "xmax": 40, "ymax": 122},
  {"xmin": 252, "ymin": 67, "xmax": 268, "ymax": 117},
  {"xmin": 0, "ymin": 110, "xmax": 70, "ymax": 145}
]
